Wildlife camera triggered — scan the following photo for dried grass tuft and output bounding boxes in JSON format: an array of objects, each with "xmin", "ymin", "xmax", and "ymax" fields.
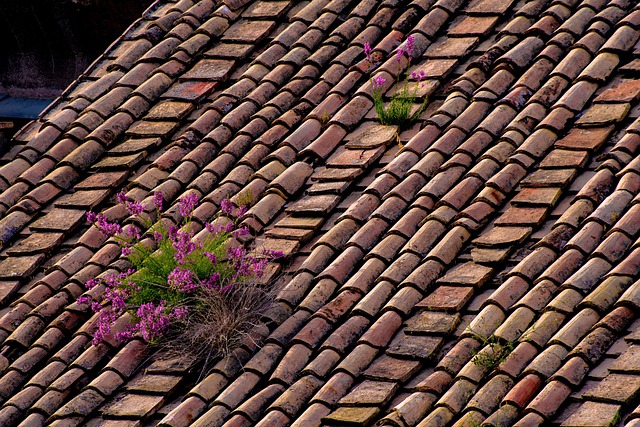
[{"xmin": 157, "ymin": 281, "xmax": 277, "ymax": 376}]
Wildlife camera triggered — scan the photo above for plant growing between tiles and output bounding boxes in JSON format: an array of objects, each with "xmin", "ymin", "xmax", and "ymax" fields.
[
  {"xmin": 79, "ymin": 193, "xmax": 281, "ymax": 366},
  {"xmin": 365, "ymin": 35, "xmax": 429, "ymax": 127},
  {"xmin": 467, "ymin": 330, "xmax": 516, "ymax": 371}
]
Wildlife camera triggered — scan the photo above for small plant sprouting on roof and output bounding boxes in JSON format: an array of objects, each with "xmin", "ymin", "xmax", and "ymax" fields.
[
  {"xmin": 364, "ymin": 35, "xmax": 429, "ymax": 128},
  {"xmin": 80, "ymin": 192, "xmax": 282, "ymax": 366},
  {"xmin": 468, "ymin": 330, "xmax": 516, "ymax": 371}
]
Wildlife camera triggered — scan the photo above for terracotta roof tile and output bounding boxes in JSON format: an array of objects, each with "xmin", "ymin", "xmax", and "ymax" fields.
[{"xmin": 2, "ymin": 0, "xmax": 640, "ymax": 424}]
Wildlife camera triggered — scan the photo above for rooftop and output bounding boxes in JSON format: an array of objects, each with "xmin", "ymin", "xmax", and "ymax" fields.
[{"xmin": 0, "ymin": 0, "xmax": 639, "ymax": 426}]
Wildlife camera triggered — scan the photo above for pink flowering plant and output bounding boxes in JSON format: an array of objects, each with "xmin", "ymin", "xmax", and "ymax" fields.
[
  {"xmin": 365, "ymin": 35, "xmax": 429, "ymax": 127},
  {"xmin": 81, "ymin": 192, "xmax": 281, "ymax": 363}
]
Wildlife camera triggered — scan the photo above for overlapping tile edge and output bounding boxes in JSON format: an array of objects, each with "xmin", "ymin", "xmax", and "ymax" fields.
[{"xmin": 0, "ymin": 0, "xmax": 638, "ymax": 426}]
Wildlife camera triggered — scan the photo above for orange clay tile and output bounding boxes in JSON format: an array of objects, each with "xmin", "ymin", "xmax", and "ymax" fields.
[{"xmin": 0, "ymin": 1, "xmax": 640, "ymax": 426}]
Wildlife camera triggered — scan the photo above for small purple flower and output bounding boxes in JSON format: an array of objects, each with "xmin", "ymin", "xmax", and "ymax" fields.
[
  {"xmin": 364, "ymin": 42, "xmax": 372, "ymax": 61},
  {"xmin": 171, "ymin": 229, "xmax": 196, "ymax": 264},
  {"xmin": 85, "ymin": 278, "xmax": 99, "ymax": 289},
  {"xmin": 121, "ymin": 246, "xmax": 132, "ymax": 256},
  {"xmin": 168, "ymin": 225, "xmax": 178, "ymax": 240},
  {"xmin": 171, "ymin": 306, "xmax": 188, "ymax": 320},
  {"xmin": 116, "ymin": 192, "xmax": 128, "ymax": 205},
  {"xmin": 153, "ymin": 231, "xmax": 164, "ymax": 242},
  {"xmin": 265, "ymin": 249, "xmax": 284, "ymax": 259},
  {"xmin": 136, "ymin": 301, "xmax": 171, "ymax": 342},
  {"xmin": 94, "ymin": 213, "xmax": 122, "ymax": 237},
  {"xmin": 221, "ymin": 198, "xmax": 233, "ymax": 215},
  {"xmin": 410, "ymin": 70, "xmax": 427, "ymax": 82},
  {"xmin": 115, "ymin": 324, "xmax": 139, "ymax": 342},
  {"xmin": 232, "ymin": 226, "xmax": 250, "ymax": 239},
  {"xmin": 204, "ymin": 272, "xmax": 221, "ymax": 289},
  {"xmin": 125, "ymin": 225, "xmax": 141, "ymax": 240},
  {"xmin": 126, "ymin": 201, "xmax": 144, "ymax": 216},
  {"xmin": 205, "ymin": 222, "xmax": 219, "ymax": 234},
  {"xmin": 78, "ymin": 295, "xmax": 93, "ymax": 305},
  {"xmin": 86, "ymin": 211, "xmax": 97, "ymax": 223},
  {"xmin": 372, "ymin": 75, "xmax": 386, "ymax": 89},
  {"xmin": 204, "ymin": 251, "xmax": 217, "ymax": 264},
  {"xmin": 154, "ymin": 192, "xmax": 164, "ymax": 210},
  {"xmin": 179, "ymin": 193, "xmax": 198, "ymax": 218},
  {"xmin": 396, "ymin": 47, "xmax": 405, "ymax": 62},
  {"xmin": 406, "ymin": 35, "xmax": 415, "ymax": 57},
  {"xmin": 168, "ymin": 267, "xmax": 197, "ymax": 293},
  {"xmin": 234, "ymin": 205, "xmax": 247, "ymax": 218}
]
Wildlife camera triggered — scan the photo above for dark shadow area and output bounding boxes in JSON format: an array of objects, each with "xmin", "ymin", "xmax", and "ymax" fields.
[{"xmin": 0, "ymin": 0, "xmax": 155, "ymax": 100}]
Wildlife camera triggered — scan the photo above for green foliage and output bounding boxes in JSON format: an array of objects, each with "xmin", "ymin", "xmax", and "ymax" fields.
[
  {"xmin": 468, "ymin": 331, "xmax": 517, "ymax": 371},
  {"xmin": 365, "ymin": 35, "xmax": 429, "ymax": 128},
  {"xmin": 372, "ymin": 81, "xmax": 428, "ymax": 127}
]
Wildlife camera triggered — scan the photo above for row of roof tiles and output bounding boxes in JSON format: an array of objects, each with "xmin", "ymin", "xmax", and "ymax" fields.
[{"xmin": 0, "ymin": 0, "xmax": 639, "ymax": 426}]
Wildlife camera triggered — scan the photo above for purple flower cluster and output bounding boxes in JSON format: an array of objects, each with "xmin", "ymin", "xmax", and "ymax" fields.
[
  {"xmin": 396, "ymin": 34, "xmax": 415, "ymax": 62},
  {"xmin": 179, "ymin": 192, "xmax": 198, "ymax": 218},
  {"xmin": 154, "ymin": 192, "xmax": 164, "ymax": 210},
  {"xmin": 116, "ymin": 301, "xmax": 187, "ymax": 342},
  {"xmin": 221, "ymin": 199, "xmax": 248, "ymax": 219},
  {"xmin": 364, "ymin": 33, "xmax": 428, "ymax": 126},
  {"xmin": 117, "ymin": 192, "xmax": 145, "ymax": 216},
  {"xmin": 364, "ymin": 42, "xmax": 372, "ymax": 62},
  {"xmin": 79, "ymin": 269, "xmax": 136, "ymax": 344},
  {"xmin": 80, "ymin": 194, "xmax": 281, "ymax": 346},
  {"xmin": 171, "ymin": 228, "xmax": 197, "ymax": 265},
  {"xmin": 410, "ymin": 70, "xmax": 427, "ymax": 82},
  {"xmin": 372, "ymin": 75, "xmax": 386, "ymax": 89},
  {"xmin": 86, "ymin": 211, "xmax": 122, "ymax": 237},
  {"xmin": 168, "ymin": 267, "xmax": 197, "ymax": 293}
]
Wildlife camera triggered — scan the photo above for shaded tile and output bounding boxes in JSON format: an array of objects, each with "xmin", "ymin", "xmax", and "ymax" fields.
[
  {"xmin": 437, "ymin": 262, "xmax": 493, "ymax": 288},
  {"xmin": 594, "ymin": 79, "xmax": 640, "ymax": 103},
  {"xmin": 146, "ymin": 101, "xmax": 193, "ymax": 120},
  {"xmin": 54, "ymin": 189, "xmax": 111, "ymax": 209},
  {"xmin": 222, "ymin": 20, "xmax": 276, "ymax": 43},
  {"xmin": 424, "ymin": 37, "xmax": 479, "ymax": 59},
  {"xmin": 464, "ymin": 0, "xmax": 515, "ymax": 14},
  {"xmin": 205, "ymin": 43, "xmax": 254, "ymax": 59},
  {"xmin": 576, "ymin": 103, "xmax": 630, "ymax": 125},
  {"xmin": 448, "ymin": 16, "xmax": 499, "ymax": 37},
  {"xmin": 495, "ymin": 206, "xmax": 547, "ymax": 226},
  {"xmin": 512, "ymin": 187, "xmax": 562, "ymax": 206},
  {"xmin": 76, "ymin": 171, "xmax": 129, "ymax": 189},
  {"xmin": 363, "ymin": 355, "xmax": 421, "ymax": 382},
  {"xmin": 6, "ymin": 233, "xmax": 65, "ymax": 255},
  {"xmin": 162, "ymin": 81, "xmax": 217, "ymax": 100},
  {"xmin": 474, "ymin": 226, "xmax": 531, "ymax": 247},
  {"xmin": 556, "ymin": 127, "xmax": 615, "ymax": 152},
  {"xmin": 323, "ymin": 406, "xmax": 380, "ymax": 425},
  {"xmin": 345, "ymin": 124, "xmax": 399, "ymax": 149},
  {"xmin": 0, "ymin": 254, "xmax": 45, "ymax": 279},
  {"xmin": 540, "ymin": 150, "xmax": 589, "ymax": 168},
  {"xmin": 182, "ymin": 59, "xmax": 236, "ymax": 81},
  {"xmin": 521, "ymin": 169, "xmax": 577, "ymax": 188},
  {"xmin": 560, "ymin": 401, "xmax": 621, "ymax": 427},
  {"xmin": 409, "ymin": 59, "xmax": 458, "ymax": 79},
  {"xmin": 101, "ymin": 393, "xmax": 164, "ymax": 417},
  {"xmin": 92, "ymin": 153, "xmax": 146, "ymax": 170},
  {"xmin": 582, "ymin": 374, "xmax": 640, "ymax": 404},
  {"xmin": 326, "ymin": 147, "xmax": 385, "ymax": 169},
  {"xmin": 387, "ymin": 333, "xmax": 443, "ymax": 360},
  {"xmin": 243, "ymin": 1, "xmax": 291, "ymax": 18},
  {"xmin": 338, "ymin": 380, "xmax": 399, "ymax": 406},
  {"xmin": 405, "ymin": 311, "xmax": 460, "ymax": 335},
  {"xmin": 416, "ymin": 286, "xmax": 474, "ymax": 311},
  {"xmin": 125, "ymin": 374, "xmax": 182, "ymax": 394},
  {"xmin": 285, "ymin": 195, "xmax": 341, "ymax": 215}
]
